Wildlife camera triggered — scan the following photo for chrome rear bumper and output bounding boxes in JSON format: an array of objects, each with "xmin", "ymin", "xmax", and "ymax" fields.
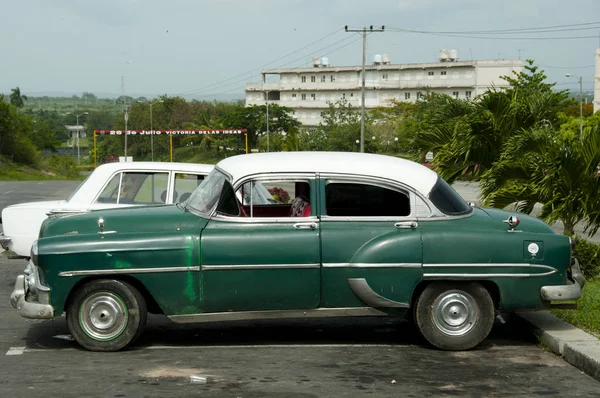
[{"xmin": 540, "ymin": 259, "xmax": 585, "ymax": 301}]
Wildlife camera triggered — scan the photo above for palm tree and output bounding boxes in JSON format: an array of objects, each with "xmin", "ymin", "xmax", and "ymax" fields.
[
  {"xmin": 9, "ymin": 87, "xmax": 28, "ymax": 108},
  {"xmin": 479, "ymin": 123, "xmax": 600, "ymax": 236}
]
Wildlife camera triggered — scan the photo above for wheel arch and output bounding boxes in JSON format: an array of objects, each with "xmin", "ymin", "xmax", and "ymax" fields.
[
  {"xmin": 64, "ymin": 275, "xmax": 164, "ymax": 315},
  {"xmin": 411, "ymin": 279, "xmax": 501, "ymax": 310}
]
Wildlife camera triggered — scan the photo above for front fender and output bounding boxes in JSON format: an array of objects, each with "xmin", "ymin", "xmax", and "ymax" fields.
[{"xmin": 37, "ymin": 232, "xmax": 201, "ymax": 316}]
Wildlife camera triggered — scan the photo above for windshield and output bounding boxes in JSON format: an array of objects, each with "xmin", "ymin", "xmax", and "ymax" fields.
[
  {"xmin": 185, "ymin": 169, "xmax": 228, "ymax": 214},
  {"xmin": 428, "ymin": 177, "xmax": 472, "ymax": 216},
  {"xmin": 66, "ymin": 175, "xmax": 91, "ymax": 202}
]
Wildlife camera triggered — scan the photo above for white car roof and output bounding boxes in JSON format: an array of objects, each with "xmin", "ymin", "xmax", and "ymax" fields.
[
  {"xmin": 216, "ymin": 152, "xmax": 439, "ymax": 196},
  {"xmin": 68, "ymin": 162, "xmax": 214, "ymax": 204}
]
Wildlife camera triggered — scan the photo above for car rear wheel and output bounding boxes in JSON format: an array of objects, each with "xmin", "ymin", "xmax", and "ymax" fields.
[
  {"xmin": 66, "ymin": 279, "xmax": 147, "ymax": 352},
  {"xmin": 414, "ymin": 282, "xmax": 494, "ymax": 351}
]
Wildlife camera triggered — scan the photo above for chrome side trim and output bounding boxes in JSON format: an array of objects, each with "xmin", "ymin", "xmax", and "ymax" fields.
[
  {"xmin": 323, "ymin": 263, "xmax": 421, "ymax": 268},
  {"xmin": 59, "ymin": 266, "xmax": 200, "ymax": 277},
  {"xmin": 424, "ymin": 271, "xmax": 557, "ymax": 278},
  {"xmin": 202, "ymin": 264, "xmax": 320, "ymax": 270},
  {"xmin": 168, "ymin": 307, "xmax": 388, "ymax": 324},
  {"xmin": 47, "ymin": 208, "xmax": 91, "ymax": 216},
  {"xmin": 348, "ymin": 278, "xmax": 410, "ymax": 308},
  {"xmin": 423, "ymin": 263, "xmax": 549, "ymax": 268}
]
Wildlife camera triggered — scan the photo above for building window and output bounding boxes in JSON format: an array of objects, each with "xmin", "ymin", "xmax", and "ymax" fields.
[
  {"xmin": 350, "ymin": 93, "xmax": 354, "ymax": 97},
  {"xmin": 441, "ymin": 71, "xmax": 447, "ymax": 76},
  {"xmin": 452, "ymin": 91, "xmax": 459, "ymax": 99},
  {"xmin": 301, "ymin": 76, "xmax": 306, "ymax": 83},
  {"xmin": 465, "ymin": 91, "xmax": 472, "ymax": 99},
  {"xmin": 311, "ymin": 76, "xmax": 316, "ymax": 83},
  {"xmin": 292, "ymin": 93, "xmax": 297, "ymax": 99},
  {"xmin": 382, "ymin": 73, "xmax": 388, "ymax": 80},
  {"xmin": 416, "ymin": 92, "xmax": 422, "ymax": 100},
  {"xmin": 330, "ymin": 75, "xmax": 335, "ymax": 82},
  {"xmin": 301, "ymin": 93, "xmax": 306, "ymax": 100},
  {"xmin": 342, "ymin": 93, "xmax": 346, "ymax": 98},
  {"xmin": 321, "ymin": 75, "xmax": 326, "ymax": 82},
  {"xmin": 311, "ymin": 93, "xmax": 316, "ymax": 100},
  {"xmin": 405, "ymin": 92, "xmax": 411, "ymax": 100},
  {"xmin": 428, "ymin": 71, "xmax": 434, "ymax": 76}
]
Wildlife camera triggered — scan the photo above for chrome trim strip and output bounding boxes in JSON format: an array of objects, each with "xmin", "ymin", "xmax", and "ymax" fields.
[
  {"xmin": 59, "ymin": 266, "xmax": 200, "ymax": 277},
  {"xmin": 202, "ymin": 264, "xmax": 320, "ymax": 270},
  {"xmin": 422, "ymin": 263, "xmax": 550, "ymax": 268},
  {"xmin": 423, "ymin": 270, "xmax": 557, "ymax": 278},
  {"xmin": 168, "ymin": 307, "xmax": 388, "ymax": 324},
  {"xmin": 212, "ymin": 215, "xmax": 320, "ymax": 224},
  {"xmin": 323, "ymin": 263, "xmax": 421, "ymax": 268},
  {"xmin": 348, "ymin": 278, "xmax": 409, "ymax": 308}
]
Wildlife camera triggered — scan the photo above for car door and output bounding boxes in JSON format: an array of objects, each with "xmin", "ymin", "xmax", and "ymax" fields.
[
  {"xmin": 200, "ymin": 174, "xmax": 321, "ymax": 313},
  {"xmin": 318, "ymin": 176, "xmax": 426, "ymax": 309}
]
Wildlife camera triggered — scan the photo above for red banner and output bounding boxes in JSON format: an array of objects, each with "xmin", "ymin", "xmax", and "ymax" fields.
[{"xmin": 94, "ymin": 129, "xmax": 247, "ymax": 135}]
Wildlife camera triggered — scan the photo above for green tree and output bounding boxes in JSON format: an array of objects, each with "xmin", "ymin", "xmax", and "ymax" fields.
[
  {"xmin": 0, "ymin": 95, "xmax": 39, "ymax": 164},
  {"xmin": 9, "ymin": 87, "xmax": 28, "ymax": 108},
  {"xmin": 480, "ymin": 121, "xmax": 600, "ymax": 236},
  {"xmin": 316, "ymin": 99, "xmax": 365, "ymax": 152}
]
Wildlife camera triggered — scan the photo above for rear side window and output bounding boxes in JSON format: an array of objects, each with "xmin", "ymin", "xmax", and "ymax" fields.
[
  {"xmin": 428, "ymin": 177, "xmax": 471, "ymax": 215},
  {"xmin": 325, "ymin": 182, "xmax": 410, "ymax": 217}
]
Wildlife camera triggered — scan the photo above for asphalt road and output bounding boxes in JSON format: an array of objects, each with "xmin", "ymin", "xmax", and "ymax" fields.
[{"xmin": 1, "ymin": 179, "xmax": 600, "ymax": 397}]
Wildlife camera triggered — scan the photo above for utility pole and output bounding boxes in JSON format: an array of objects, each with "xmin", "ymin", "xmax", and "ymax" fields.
[
  {"xmin": 345, "ymin": 25, "xmax": 384, "ymax": 153},
  {"xmin": 68, "ymin": 110, "xmax": 89, "ymax": 165}
]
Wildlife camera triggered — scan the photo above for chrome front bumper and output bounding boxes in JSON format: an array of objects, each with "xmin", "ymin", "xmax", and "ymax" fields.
[
  {"xmin": 0, "ymin": 232, "xmax": 10, "ymax": 251},
  {"xmin": 540, "ymin": 259, "xmax": 586, "ymax": 301},
  {"xmin": 10, "ymin": 261, "xmax": 54, "ymax": 319}
]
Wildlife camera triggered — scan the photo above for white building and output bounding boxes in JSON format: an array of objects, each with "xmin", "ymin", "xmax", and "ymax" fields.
[{"xmin": 245, "ymin": 50, "xmax": 524, "ymax": 127}]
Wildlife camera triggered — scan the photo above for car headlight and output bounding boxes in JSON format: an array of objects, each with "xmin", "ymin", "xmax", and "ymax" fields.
[{"xmin": 30, "ymin": 240, "xmax": 38, "ymax": 265}]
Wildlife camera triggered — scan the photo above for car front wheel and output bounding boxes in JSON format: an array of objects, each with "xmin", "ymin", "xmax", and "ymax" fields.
[
  {"xmin": 66, "ymin": 279, "xmax": 147, "ymax": 352},
  {"xmin": 415, "ymin": 282, "xmax": 494, "ymax": 351}
]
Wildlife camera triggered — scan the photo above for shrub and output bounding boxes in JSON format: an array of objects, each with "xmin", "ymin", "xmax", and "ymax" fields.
[
  {"xmin": 45, "ymin": 155, "xmax": 81, "ymax": 179},
  {"xmin": 573, "ymin": 236, "xmax": 600, "ymax": 279}
]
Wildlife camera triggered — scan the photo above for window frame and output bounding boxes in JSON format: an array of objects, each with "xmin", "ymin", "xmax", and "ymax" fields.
[
  {"xmin": 93, "ymin": 169, "xmax": 172, "ymax": 205},
  {"xmin": 319, "ymin": 175, "xmax": 430, "ymax": 222},
  {"xmin": 210, "ymin": 173, "xmax": 319, "ymax": 224}
]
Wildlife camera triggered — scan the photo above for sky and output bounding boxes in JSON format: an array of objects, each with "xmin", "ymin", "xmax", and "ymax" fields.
[{"xmin": 1, "ymin": 0, "xmax": 599, "ymax": 99}]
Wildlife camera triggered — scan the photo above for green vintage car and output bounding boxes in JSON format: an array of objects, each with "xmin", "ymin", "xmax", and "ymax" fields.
[{"xmin": 10, "ymin": 152, "xmax": 585, "ymax": 351}]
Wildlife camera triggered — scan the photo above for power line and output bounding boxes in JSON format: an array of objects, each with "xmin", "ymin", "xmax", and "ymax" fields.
[
  {"xmin": 386, "ymin": 21, "xmax": 600, "ymax": 34},
  {"xmin": 176, "ymin": 28, "xmax": 344, "ymax": 96},
  {"xmin": 539, "ymin": 64, "xmax": 594, "ymax": 69},
  {"xmin": 386, "ymin": 29, "xmax": 599, "ymax": 40},
  {"xmin": 180, "ymin": 35, "xmax": 360, "ymax": 98},
  {"xmin": 186, "ymin": 36, "xmax": 363, "ymax": 99}
]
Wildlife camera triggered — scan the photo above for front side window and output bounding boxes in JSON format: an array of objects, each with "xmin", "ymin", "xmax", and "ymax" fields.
[
  {"xmin": 96, "ymin": 172, "xmax": 168, "ymax": 204},
  {"xmin": 428, "ymin": 177, "xmax": 472, "ymax": 215},
  {"xmin": 236, "ymin": 179, "xmax": 313, "ymax": 218},
  {"xmin": 325, "ymin": 182, "xmax": 410, "ymax": 217}
]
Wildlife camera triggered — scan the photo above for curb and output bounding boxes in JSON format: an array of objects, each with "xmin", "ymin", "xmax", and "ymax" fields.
[{"xmin": 516, "ymin": 311, "xmax": 600, "ymax": 381}]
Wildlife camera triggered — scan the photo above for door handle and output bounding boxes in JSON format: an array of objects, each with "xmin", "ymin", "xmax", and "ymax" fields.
[
  {"xmin": 394, "ymin": 221, "xmax": 418, "ymax": 229},
  {"xmin": 293, "ymin": 222, "xmax": 318, "ymax": 230}
]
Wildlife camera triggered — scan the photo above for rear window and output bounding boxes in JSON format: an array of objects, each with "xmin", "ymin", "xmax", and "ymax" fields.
[{"xmin": 428, "ymin": 177, "xmax": 472, "ymax": 215}]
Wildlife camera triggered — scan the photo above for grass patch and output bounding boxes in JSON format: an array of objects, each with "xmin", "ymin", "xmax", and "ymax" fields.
[{"xmin": 551, "ymin": 278, "xmax": 600, "ymax": 339}]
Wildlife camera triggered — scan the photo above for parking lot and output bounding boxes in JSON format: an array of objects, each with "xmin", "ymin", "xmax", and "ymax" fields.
[{"xmin": 1, "ymin": 180, "xmax": 600, "ymax": 397}]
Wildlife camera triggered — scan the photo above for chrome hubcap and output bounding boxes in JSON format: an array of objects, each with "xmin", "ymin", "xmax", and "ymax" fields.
[
  {"xmin": 432, "ymin": 290, "xmax": 478, "ymax": 336},
  {"xmin": 79, "ymin": 292, "xmax": 128, "ymax": 341}
]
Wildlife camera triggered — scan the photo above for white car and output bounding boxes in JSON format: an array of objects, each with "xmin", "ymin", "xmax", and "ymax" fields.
[{"xmin": 0, "ymin": 162, "xmax": 214, "ymax": 258}]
